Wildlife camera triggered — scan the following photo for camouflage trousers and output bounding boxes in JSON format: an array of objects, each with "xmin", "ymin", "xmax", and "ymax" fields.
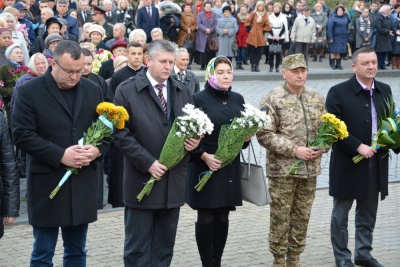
[{"xmin": 268, "ymin": 176, "xmax": 317, "ymax": 257}]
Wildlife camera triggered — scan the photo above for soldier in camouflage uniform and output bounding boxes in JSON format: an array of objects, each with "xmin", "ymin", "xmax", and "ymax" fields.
[{"xmin": 256, "ymin": 54, "xmax": 326, "ymax": 267}]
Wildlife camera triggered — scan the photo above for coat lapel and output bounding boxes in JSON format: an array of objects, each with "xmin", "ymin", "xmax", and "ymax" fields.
[{"xmin": 73, "ymin": 82, "xmax": 85, "ymax": 123}]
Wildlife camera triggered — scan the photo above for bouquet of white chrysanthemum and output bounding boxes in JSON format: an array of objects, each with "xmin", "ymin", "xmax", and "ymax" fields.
[
  {"xmin": 195, "ymin": 104, "xmax": 271, "ymax": 191},
  {"xmin": 137, "ymin": 104, "xmax": 213, "ymax": 201},
  {"xmin": 92, "ymin": 49, "xmax": 112, "ymax": 74}
]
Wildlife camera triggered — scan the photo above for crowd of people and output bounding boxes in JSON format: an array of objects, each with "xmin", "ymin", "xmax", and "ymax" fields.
[{"xmin": 0, "ymin": 0, "xmax": 397, "ymax": 267}]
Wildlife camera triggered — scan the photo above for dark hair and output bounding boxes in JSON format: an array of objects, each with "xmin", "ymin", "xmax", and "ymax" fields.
[
  {"xmin": 335, "ymin": 6, "xmax": 345, "ymax": 14},
  {"xmin": 81, "ymin": 47, "xmax": 93, "ymax": 58},
  {"xmin": 214, "ymin": 56, "xmax": 232, "ymax": 69},
  {"xmin": 127, "ymin": 41, "xmax": 143, "ymax": 50},
  {"xmin": 53, "ymin": 40, "xmax": 83, "ymax": 62},
  {"xmin": 222, "ymin": 5, "xmax": 231, "ymax": 13},
  {"xmin": 394, "ymin": 3, "xmax": 400, "ymax": 9},
  {"xmin": 203, "ymin": 1, "xmax": 212, "ymax": 8},
  {"xmin": 352, "ymin": 47, "xmax": 375, "ymax": 65}
]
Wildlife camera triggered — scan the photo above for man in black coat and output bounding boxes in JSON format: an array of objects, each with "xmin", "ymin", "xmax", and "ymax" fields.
[
  {"xmin": 12, "ymin": 41, "xmax": 107, "ymax": 266},
  {"xmin": 113, "ymin": 40, "xmax": 201, "ymax": 267},
  {"xmin": 326, "ymin": 48, "xmax": 391, "ymax": 267},
  {"xmin": 375, "ymin": 5, "xmax": 393, "ymax": 69},
  {"xmin": 110, "ymin": 41, "xmax": 143, "ymax": 94},
  {"xmin": 172, "ymin": 47, "xmax": 200, "ymax": 95}
]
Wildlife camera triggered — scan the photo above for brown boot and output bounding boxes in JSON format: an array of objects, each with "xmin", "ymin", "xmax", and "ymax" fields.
[
  {"xmin": 273, "ymin": 256, "xmax": 287, "ymax": 267},
  {"xmin": 286, "ymin": 254, "xmax": 300, "ymax": 267}
]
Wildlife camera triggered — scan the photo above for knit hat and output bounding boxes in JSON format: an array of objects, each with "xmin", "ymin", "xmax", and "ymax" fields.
[
  {"xmin": 89, "ymin": 24, "xmax": 106, "ymax": 38},
  {"xmin": 45, "ymin": 17, "xmax": 62, "ymax": 29},
  {"xmin": 45, "ymin": 33, "xmax": 63, "ymax": 48},
  {"xmin": 0, "ymin": 28, "xmax": 12, "ymax": 35},
  {"xmin": 5, "ymin": 43, "xmax": 22, "ymax": 59},
  {"xmin": 110, "ymin": 40, "xmax": 127, "ymax": 53},
  {"xmin": 113, "ymin": 55, "xmax": 128, "ymax": 69},
  {"xmin": 222, "ymin": 6, "xmax": 231, "ymax": 13}
]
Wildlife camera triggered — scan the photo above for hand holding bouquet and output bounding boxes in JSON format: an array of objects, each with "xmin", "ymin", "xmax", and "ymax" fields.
[
  {"xmin": 49, "ymin": 102, "xmax": 129, "ymax": 199},
  {"xmin": 137, "ymin": 104, "xmax": 214, "ymax": 201},
  {"xmin": 285, "ymin": 113, "xmax": 349, "ymax": 178},
  {"xmin": 195, "ymin": 104, "xmax": 271, "ymax": 191}
]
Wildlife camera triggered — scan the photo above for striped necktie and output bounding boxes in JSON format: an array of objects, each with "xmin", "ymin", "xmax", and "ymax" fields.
[{"xmin": 155, "ymin": 84, "xmax": 167, "ymax": 112}]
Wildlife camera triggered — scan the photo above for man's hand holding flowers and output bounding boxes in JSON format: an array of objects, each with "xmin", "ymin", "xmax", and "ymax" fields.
[
  {"xmin": 201, "ymin": 153, "xmax": 222, "ymax": 172},
  {"xmin": 356, "ymin": 143, "xmax": 376, "ymax": 159},
  {"xmin": 61, "ymin": 145, "xmax": 101, "ymax": 169}
]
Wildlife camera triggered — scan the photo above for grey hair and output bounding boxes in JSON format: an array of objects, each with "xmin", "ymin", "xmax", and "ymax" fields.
[
  {"xmin": 147, "ymin": 40, "xmax": 178, "ymax": 60},
  {"xmin": 42, "ymin": 7, "xmax": 54, "ymax": 16},
  {"xmin": 28, "ymin": 53, "xmax": 49, "ymax": 76},
  {"xmin": 176, "ymin": 47, "xmax": 189, "ymax": 57},
  {"xmin": 53, "ymin": 40, "xmax": 83, "ymax": 62},
  {"xmin": 129, "ymin": 29, "xmax": 146, "ymax": 42},
  {"xmin": 57, "ymin": 0, "xmax": 68, "ymax": 6},
  {"xmin": 151, "ymin": 27, "xmax": 163, "ymax": 36},
  {"xmin": 103, "ymin": 0, "xmax": 112, "ymax": 4},
  {"xmin": 114, "ymin": 23, "xmax": 126, "ymax": 33},
  {"xmin": 0, "ymin": 13, "xmax": 16, "ymax": 31}
]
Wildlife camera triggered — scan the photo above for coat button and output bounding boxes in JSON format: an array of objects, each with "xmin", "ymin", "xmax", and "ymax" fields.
[
  {"xmin": 366, "ymin": 104, "xmax": 369, "ymax": 107},
  {"xmin": 73, "ymin": 128, "xmax": 77, "ymax": 132}
]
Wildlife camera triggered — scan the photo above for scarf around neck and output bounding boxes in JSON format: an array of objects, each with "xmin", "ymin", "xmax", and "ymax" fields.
[
  {"xmin": 237, "ymin": 13, "xmax": 249, "ymax": 23},
  {"xmin": 359, "ymin": 16, "xmax": 371, "ymax": 33}
]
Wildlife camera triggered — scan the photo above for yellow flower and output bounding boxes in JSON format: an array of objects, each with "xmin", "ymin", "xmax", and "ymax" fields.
[
  {"xmin": 96, "ymin": 102, "xmax": 116, "ymax": 115},
  {"xmin": 112, "ymin": 106, "xmax": 130, "ymax": 129}
]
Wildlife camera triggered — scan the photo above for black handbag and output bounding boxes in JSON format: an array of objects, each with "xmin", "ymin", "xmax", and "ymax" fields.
[
  {"xmin": 240, "ymin": 141, "xmax": 272, "ymax": 206},
  {"xmin": 183, "ymin": 34, "xmax": 195, "ymax": 51},
  {"xmin": 314, "ymin": 37, "xmax": 327, "ymax": 50},
  {"xmin": 269, "ymin": 43, "xmax": 282, "ymax": 55}
]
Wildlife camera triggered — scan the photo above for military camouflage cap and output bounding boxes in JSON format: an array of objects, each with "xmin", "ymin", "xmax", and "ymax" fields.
[{"xmin": 282, "ymin": 54, "xmax": 307, "ymax": 70}]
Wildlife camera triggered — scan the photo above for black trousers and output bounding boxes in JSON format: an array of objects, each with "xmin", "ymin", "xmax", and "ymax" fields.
[
  {"xmin": 247, "ymin": 44, "xmax": 263, "ymax": 65},
  {"xmin": 330, "ymin": 157, "xmax": 380, "ymax": 261},
  {"xmin": 124, "ymin": 207, "xmax": 180, "ymax": 267}
]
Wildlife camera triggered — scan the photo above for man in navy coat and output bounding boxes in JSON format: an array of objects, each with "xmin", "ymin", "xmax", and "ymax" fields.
[{"xmin": 137, "ymin": 0, "xmax": 160, "ymax": 43}]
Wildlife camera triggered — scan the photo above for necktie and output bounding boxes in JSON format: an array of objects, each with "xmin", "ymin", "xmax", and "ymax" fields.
[
  {"xmin": 83, "ymin": 11, "xmax": 86, "ymax": 22},
  {"xmin": 178, "ymin": 72, "xmax": 184, "ymax": 81},
  {"xmin": 108, "ymin": 11, "xmax": 111, "ymax": 17},
  {"xmin": 155, "ymin": 84, "xmax": 167, "ymax": 112},
  {"xmin": 148, "ymin": 7, "xmax": 152, "ymax": 19}
]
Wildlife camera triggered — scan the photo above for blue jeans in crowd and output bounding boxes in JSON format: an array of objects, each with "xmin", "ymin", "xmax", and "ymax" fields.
[
  {"xmin": 30, "ymin": 224, "xmax": 88, "ymax": 267},
  {"xmin": 235, "ymin": 47, "xmax": 246, "ymax": 63}
]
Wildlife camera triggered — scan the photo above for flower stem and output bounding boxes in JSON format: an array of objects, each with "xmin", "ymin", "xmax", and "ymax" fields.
[
  {"xmin": 49, "ymin": 186, "xmax": 61, "ymax": 199},
  {"xmin": 137, "ymin": 178, "xmax": 156, "ymax": 201},
  {"xmin": 195, "ymin": 171, "xmax": 213, "ymax": 191},
  {"xmin": 352, "ymin": 155, "xmax": 364, "ymax": 164}
]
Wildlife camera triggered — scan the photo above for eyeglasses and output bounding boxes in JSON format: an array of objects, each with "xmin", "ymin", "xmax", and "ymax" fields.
[{"xmin": 54, "ymin": 60, "xmax": 84, "ymax": 75}]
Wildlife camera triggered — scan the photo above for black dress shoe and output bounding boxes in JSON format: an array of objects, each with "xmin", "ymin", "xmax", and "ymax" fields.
[
  {"xmin": 354, "ymin": 258, "xmax": 383, "ymax": 267},
  {"xmin": 336, "ymin": 259, "xmax": 355, "ymax": 267},
  {"xmin": 276, "ymin": 67, "xmax": 279, "ymax": 72},
  {"xmin": 269, "ymin": 67, "xmax": 273, "ymax": 72}
]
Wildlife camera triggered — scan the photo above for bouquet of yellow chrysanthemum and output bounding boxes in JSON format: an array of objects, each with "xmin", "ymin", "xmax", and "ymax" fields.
[
  {"xmin": 49, "ymin": 102, "xmax": 129, "ymax": 199},
  {"xmin": 285, "ymin": 113, "xmax": 349, "ymax": 178},
  {"xmin": 92, "ymin": 49, "xmax": 112, "ymax": 74}
]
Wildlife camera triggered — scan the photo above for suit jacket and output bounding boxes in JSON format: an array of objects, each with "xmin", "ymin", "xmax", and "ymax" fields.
[
  {"xmin": 171, "ymin": 69, "xmax": 200, "ymax": 95},
  {"xmin": 326, "ymin": 75, "xmax": 392, "ymax": 200},
  {"xmin": 113, "ymin": 69, "xmax": 193, "ymax": 209},
  {"xmin": 136, "ymin": 5, "xmax": 160, "ymax": 41},
  {"xmin": 76, "ymin": 8, "xmax": 93, "ymax": 27},
  {"xmin": 11, "ymin": 70, "xmax": 108, "ymax": 227},
  {"xmin": 105, "ymin": 10, "xmax": 119, "ymax": 25}
]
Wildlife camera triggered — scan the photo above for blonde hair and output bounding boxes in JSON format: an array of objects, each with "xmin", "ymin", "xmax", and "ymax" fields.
[
  {"xmin": 0, "ymin": 18, "xmax": 6, "ymax": 28},
  {"xmin": 314, "ymin": 3, "xmax": 322, "ymax": 8},
  {"xmin": 273, "ymin": 2, "xmax": 281, "ymax": 11},
  {"xmin": 255, "ymin": 1, "xmax": 265, "ymax": 12}
]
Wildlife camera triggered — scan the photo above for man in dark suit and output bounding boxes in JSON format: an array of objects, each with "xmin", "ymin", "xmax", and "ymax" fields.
[
  {"xmin": 12, "ymin": 40, "xmax": 107, "ymax": 267},
  {"xmin": 113, "ymin": 40, "xmax": 201, "ymax": 267},
  {"xmin": 76, "ymin": 0, "xmax": 93, "ymax": 27},
  {"xmin": 136, "ymin": 0, "xmax": 160, "ymax": 43},
  {"xmin": 102, "ymin": 0, "xmax": 118, "ymax": 25},
  {"xmin": 172, "ymin": 47, "xmax": 200, "ymax": 94},
  {"xmin": 326, "ymin": 48, "xmax": 391, "ymax": 267}
]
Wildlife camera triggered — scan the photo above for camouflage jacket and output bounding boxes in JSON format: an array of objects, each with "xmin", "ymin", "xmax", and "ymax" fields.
[{"xmin": 256, "ymin": 83, "xmax": 326, "ymax": 179}]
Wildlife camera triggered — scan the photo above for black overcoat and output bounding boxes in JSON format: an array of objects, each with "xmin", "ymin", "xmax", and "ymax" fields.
[
  {"xmin": 326, "ymin": 75, "xmax": 392, "ymax": 200},
  {"xmin": 186, "ymin": 83, "xmax": 245, "ymax": 209},
  {"xmin": 375, "ymin": 13, "xmax": 392, "ymax": 53},
  {"xmin": 12, "ymin": 70, "xmax": 107, "ymax": 227},
  {"xmin": 113, "ymin": 69, "xmax": 193, "ymax": 209}
]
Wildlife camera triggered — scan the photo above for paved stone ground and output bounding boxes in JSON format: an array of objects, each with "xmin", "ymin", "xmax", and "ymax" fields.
[{"xmin": 2, "ymin": 61, "xmax": 400, "ymax": 266}]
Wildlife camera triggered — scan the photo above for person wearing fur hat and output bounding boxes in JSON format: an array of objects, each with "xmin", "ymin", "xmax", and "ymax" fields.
[
  {"xmin": 98, "ymin": 39, "xmax": 127, "ymax": 80},
  {"xmin": 43, "ymin": 33, "xmax": 63, "ymax": 59},
  {"xmin": 88, "ymin": 24, "xmax": 108, "ymax": 51},
  {"xmin": 33, "ymin": 17, "xmax": 62, "ymax": 53}
]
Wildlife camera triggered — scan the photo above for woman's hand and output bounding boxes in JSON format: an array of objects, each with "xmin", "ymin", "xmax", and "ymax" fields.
[
  {"xmin": 205, "ymin": 28, "xmax": 210, "ymax": 34},
  {"xmin": 184, "ymin": 137, "xmax": 202, "ymax": 151},
  {"xmin": 201, "ymin": 152, "xmax": 222, "ymax": 171}
]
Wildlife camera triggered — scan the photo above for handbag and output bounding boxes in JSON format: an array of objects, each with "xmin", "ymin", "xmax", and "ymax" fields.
[
  {"xmin": 269, "ymin": 43, "xmax": 282, "ymax": 55},
  {"xmin": 232, "ymin": 39, "xmax": 238, "ymax": 51},
  {"xmin": 361, "ymin": 42, "xmax": 371, "ymax": 48},
  {"xmin": 240, "ymin": 141, "xmax": 272, "ymax": 206},
  {"xmin": 207, "ymin": 33, "xmax": 219, "ymax": 51},
  {"xmin": 314, "ymin": 36, "xmax": 326, "ymax": 50},
  {"xmin": 183, "ymin": 34, "xmax": 195, "ymax": 51}
]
